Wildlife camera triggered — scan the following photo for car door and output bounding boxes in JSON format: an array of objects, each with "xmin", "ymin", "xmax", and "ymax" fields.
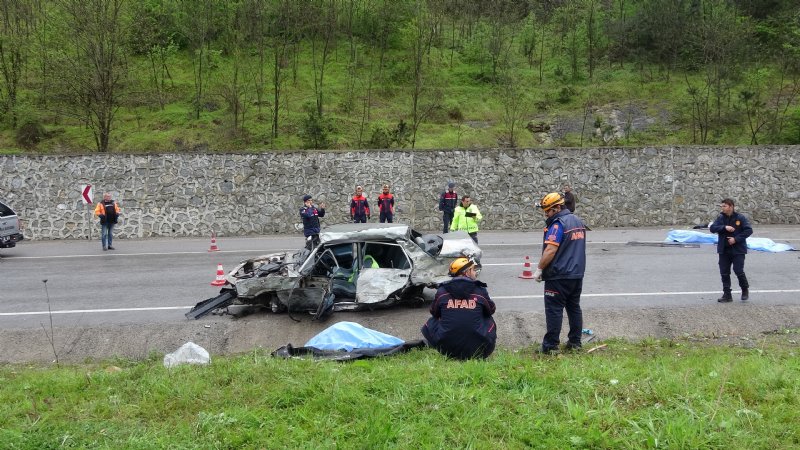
[{"xmin": 355, "ymin": 242, "xmax": 412, "ymax": 304}]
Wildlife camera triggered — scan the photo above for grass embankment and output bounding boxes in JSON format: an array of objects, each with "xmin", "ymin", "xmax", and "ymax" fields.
[{"xmin": 1, "ymin": 335, "xmax": 798, "ymax": 448}]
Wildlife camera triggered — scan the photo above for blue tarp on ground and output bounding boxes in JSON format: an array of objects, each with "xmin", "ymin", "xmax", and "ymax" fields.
[
  {"xmin": 304, "ymin": 321, "xmax": 405, "ymax": 351},
  {"xmin": 665, "ymin": 230, "xmax": 795, "ymax": 252}
]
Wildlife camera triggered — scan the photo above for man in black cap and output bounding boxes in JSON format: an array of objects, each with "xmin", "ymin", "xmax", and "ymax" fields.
[
  {"xmin": 438, "ymin": 181, "xmax": 458, "ymax": 234},
  {"xmin": 300, "ymin": 194, "xmax": 326, "ymax": 249}
]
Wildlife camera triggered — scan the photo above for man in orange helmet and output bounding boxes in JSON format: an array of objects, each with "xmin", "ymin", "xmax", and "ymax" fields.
[
  {"xmin": 421, "ymin": 256, "xmax": 497, "ymax": 359},
  {"xmin": 535, "ymin": 192, "xmax": 587, "ymax": 354}
]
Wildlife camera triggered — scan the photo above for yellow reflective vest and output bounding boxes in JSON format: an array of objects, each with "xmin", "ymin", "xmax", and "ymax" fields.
[{"xmin": 450, "ymin": 204, "xmax": 482, "ymax": 233}]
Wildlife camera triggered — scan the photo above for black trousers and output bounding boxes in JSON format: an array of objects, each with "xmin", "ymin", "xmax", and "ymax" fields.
[
  {"xmin": 718, "ymin": 252, "xmax": 748, "ymax": 292},
  {"xmin": 353, "ymin": 216, "xmax": 367, "ymax": 223},
  {"xmin": 442, "ymin": 211, "xmax": 453, "ymax": 233},
  {"xmin": 380, "ymin": 211, "xmax": 393, "ymax": 223},
  {"xmin": 542, "ymin": 278, "xmax": 583, "ymax": 351},
  {"xmin": 305, "ymin": 234, "xmax": 320, "ymax": 250}
]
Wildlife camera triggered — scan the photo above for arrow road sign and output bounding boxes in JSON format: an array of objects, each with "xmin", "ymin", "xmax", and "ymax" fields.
[{"xmin": 81, "ymin": 184, "xmax": 93, "ymax": 204}]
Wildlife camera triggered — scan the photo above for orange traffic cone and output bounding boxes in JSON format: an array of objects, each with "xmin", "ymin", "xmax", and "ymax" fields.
[
  {"xmin": 208, "ymin": 231, "xmax": 220, "ymax": 252},
  {"xmin": 519, "ymin": 256, "xmax": 535, "ymax": 279},
  {"xmin": 210, "ymin": 263, "xmax": 227, "ymax": 286}
]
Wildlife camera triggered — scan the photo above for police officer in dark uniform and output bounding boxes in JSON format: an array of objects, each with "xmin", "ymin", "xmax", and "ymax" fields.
[
  {"xmin": 300, "ymin": 194, "xmax": 325, "ymax": 249},
  {"xmin": 421, "ymin": 256, "xmax": 497, "ymax": 360},
  {"xmin": 709, "ymin": 198, "xmax": 753, "ymax": 302},
  {"xmin": 534, "ymin": 192, "xmax": 587, "ymax": 353}
]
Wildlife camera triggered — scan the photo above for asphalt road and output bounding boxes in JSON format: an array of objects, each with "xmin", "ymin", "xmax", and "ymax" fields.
[{"xmin": 1, "ymin": 226, "xmax": 799, "ymax": 362}]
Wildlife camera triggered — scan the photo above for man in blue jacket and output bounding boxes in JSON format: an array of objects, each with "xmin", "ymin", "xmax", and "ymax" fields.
[
  {"xmin": 421, "ymin": 256, "xmax": 497, "ymax": 360},
  {"xmin": 300, "ymin": 194, "xmax": 326, "ymax": 249},
  {"xmin": 709, "ymin": 198, "xmax": 753, "ymax": 302},
  {"xmin": 534, "ymin": 192, "xmax": 587, "ymax": 353}
]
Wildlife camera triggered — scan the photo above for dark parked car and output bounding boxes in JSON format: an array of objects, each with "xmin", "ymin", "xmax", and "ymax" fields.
[
  {"xmin": 0, "ymin": 200, "xmax": 24, "ymax": 249},
  {"xmin": 187, "ymin": 223, "xmax": 482, "ymax": 320}
]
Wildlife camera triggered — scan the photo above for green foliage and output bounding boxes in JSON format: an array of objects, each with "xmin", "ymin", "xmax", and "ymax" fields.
[
  {"xmin": 1, "ymin": 0, "xmax": 799, "ymax": 153},
  {"xmin": 299, "ymin": 105, "xmax": 335, "ymax": 149},
  {"xmin": 14, "ymin": 120, "xmax": 46, "ymax": 149},
  {"xmin": 367, "ymin": 120, "xmax": 411, "ymax": 149},
  {"xmin": 1, "ymin": 336, "xmax": 800, "ymax": 447}
]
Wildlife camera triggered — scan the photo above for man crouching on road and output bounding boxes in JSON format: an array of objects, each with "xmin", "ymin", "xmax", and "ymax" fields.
[
  {"xmin": 421, "ymin": 257, "xmax": 497, "ymax": 360},
  {"xmin": 534, "ymin": 192, "xmax": 587, "ymax": 353}
]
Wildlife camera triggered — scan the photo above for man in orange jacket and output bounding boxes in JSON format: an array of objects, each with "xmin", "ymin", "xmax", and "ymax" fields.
[{"xmin": 94, "ymin": 192, "xmax": 121, "ymax": 251}]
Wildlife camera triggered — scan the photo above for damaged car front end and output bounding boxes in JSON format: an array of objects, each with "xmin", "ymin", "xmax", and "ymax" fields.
[{"xmin": 186, "ymin": 223, "xmax": 481, "ymax": 320}]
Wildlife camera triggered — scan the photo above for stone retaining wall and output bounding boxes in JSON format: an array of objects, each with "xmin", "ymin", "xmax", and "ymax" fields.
[{"xmin": 2, "ymin": 146, "xmax": 798, "ymax": 240}]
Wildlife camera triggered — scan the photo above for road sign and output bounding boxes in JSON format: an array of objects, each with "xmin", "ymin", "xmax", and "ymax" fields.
[{"xmin": 81, "ymin": 184, "xmax": 93, "ymax": 204}]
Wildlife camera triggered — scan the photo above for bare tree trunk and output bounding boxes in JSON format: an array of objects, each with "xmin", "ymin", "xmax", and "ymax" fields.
[{"xmin": 57, "ymin": 0, "xmax": 127, "ymax": 152}]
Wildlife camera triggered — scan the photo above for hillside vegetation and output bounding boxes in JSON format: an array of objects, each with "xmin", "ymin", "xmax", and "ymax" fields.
[{"xmin": 1, "ymin": 0, "xmax": 799, "ymax": 154}]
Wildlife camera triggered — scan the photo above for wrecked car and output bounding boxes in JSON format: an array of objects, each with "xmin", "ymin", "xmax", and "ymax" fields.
[{"xmin": 187, "ymin": 223, "xmax": 482, "ymax": 320}]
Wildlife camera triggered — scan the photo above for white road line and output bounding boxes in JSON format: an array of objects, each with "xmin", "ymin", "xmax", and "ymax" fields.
[
  {"xmin": 3, "ymin": 289, "xmax": 798, "ymax": 317},
  {"xmin": 0, "ymin": 306, "xmax": 191, "ymax": 316},
  {"xmin": 483, "ymin": 242, "xmax": 630, "ymax": 246},
  {"xmin": 494, "ymin": 289, "xmax": 800, "ymax": 300},
  {"xmin": 10, "ymin": 249, "xmax": 294, "ymax": 260}
]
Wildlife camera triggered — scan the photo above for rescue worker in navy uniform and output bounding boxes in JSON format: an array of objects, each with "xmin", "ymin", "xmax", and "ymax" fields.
[
  {"xmin": 350, "ymin": 185, "xmax": 370, "ymax": 223},
  {"xmin": 300, "ymin": 194, "xmax": 326, "ymax": 249},
  {"xmin": 421, "ymin": 257, "xmax": 497, "ymax": 360},
  {"xmin": 377, "ymin": 184, "xmax": 395, "ymax": 223},
  {"xmin": 709, "ymin": 198, "xmax": 753, "ymax": 302},
  {"xmin": 534, "ymin": 192, "xmax": 587, "ymax": 353},
  {"xmin": 438, "ymin": 181, "xmax": 458, "ymax": 234}
]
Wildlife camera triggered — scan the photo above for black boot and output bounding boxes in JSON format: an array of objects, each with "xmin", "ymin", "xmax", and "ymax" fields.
[
  {"xmin": 717, "ymin": 291, "xmax": 733, "ymax": 303},
  {"xmin": 737, "ymin": 274, "xmax": 749, "ymax": 301}
]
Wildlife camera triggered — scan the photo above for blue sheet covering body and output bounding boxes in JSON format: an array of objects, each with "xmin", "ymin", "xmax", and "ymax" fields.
[
  {"xmin": 305, "ymin": 321, "xmax": 404, "ymax": 351},
  {"xmin": 665, "ymin": 230, "xmax": 794, "ymax": 252}
]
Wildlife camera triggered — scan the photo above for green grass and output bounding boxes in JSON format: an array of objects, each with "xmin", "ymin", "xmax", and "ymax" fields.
[{"xmin": 2, "ymin": 334, "xmax": 798, "ymax": 448}]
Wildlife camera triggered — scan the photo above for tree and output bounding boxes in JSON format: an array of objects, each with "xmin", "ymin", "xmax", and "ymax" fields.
[
  {"xmin": 215, "ymin": 0, "xmax": 254, "ymax": 137},
  {"xmin": 308, "ymin": 0, "xmax": 336, "ymax": 117},
  {"xmin": 496, "ymin": 71, "xmax": 530, "ymax": 148},
  {"xmin": 0, "ymin": 0, "xmax": 39, "ymax": 128},
  {"xmin": 406, "ymin": 0, "xmax": 442, "ymax": 149},
  {"xmin": 128, "ymin": 0, "xmax": 178, "ymax": 110},
  {"xmin": 178, "ymin": 0, "xmax": 223, "ymax": 120},
  {"xmin": 53, "ymin": 0, "xmax": 128, "ymax": 152}
]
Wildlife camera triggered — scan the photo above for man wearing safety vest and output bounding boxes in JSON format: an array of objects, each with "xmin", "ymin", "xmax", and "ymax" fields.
[{"xmin": 450, "ymin": 194, "xmax": 482, "ymax": 243}]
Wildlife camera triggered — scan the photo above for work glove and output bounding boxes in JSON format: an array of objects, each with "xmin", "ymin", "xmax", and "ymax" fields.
[
  {"xmin": 534, "ymin": 268, "xmax": 543, "ymax": 282},
  {"xmin": 367, "ymin": 215, "xmax": 371, "ymax": 220}
]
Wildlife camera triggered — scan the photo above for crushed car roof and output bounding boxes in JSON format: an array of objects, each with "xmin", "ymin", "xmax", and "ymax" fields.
[{"xmin": 319, "ymin": 223, "xmax": 410, "ymax": 243}]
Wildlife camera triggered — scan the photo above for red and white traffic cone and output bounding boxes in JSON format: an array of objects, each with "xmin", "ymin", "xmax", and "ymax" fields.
[
  {"xmin": 519, "ymin": 256, "xmax": 535, "ymax": 279},
  {"xmin": 210, "ymin": 263, "xmax": 227, "ymax": 286},
  {"xmin": 208, "ymin": 231, "xmax": 220, "ymax": 252}
]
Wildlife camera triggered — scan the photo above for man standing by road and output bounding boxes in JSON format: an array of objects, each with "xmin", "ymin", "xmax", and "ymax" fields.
[
  {"xmin": 421, "ymin": 256, "xmax": 497, "ymax": 360},
  {"xmin": 534, "ymin": 192, "xmax": 587, "ymax": 353},
  {"xmin": 438, "ymin": 181, "xmax": 458, "ymax": 233},
  {"xmin": 450, "ymin": 194, "xmax": 482, "ymax": 243},
  {"xmin": 350, "ymin": 185, "xmax": 370, "ymax": 223},
  {"xmin": 94, "ymin": 192, "xmax": 121, "ymax": 251},
  {"xmin": 709, "ymin": 198, "xmax": 752, "ymax": 302},
  {"xmin": 377, "ymin": 184, "xmax": 395, "ymax": 223},
  {"xmin": 300, "ymin": 194, "xmax": 326, "ymax": 249},
  {"xmin": 563, "ymin": 184, "xmax": 577, "ymax": 212}
]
